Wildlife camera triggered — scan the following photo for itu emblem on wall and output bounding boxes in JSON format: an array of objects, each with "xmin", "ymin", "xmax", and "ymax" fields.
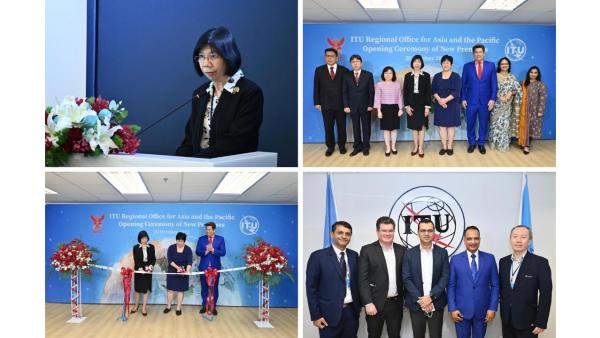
[
  {"xmin": 389, "ymin": 186, "xmax": 466, "ymax": 256},
  {"xmin": 505, "ymin": 38, "xmax": 527, "ymax": 61},
  {"xmin": 240, "ymin": 215, "xmax": 260, "ymax": 235}
]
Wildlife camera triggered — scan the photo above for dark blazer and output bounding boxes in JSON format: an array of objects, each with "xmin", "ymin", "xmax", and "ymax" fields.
[
  {"xmin": 403, "ymin": 71, "xmax": 432, "ymax": 108},
  {"xmin": 195, "ymin": 235, "xmax": 226, "ymax": 270},
  {"xmin": 313, "ymin": 64, "xmax": 349, "ymax": 111},
  {"xmin": 460, "ymin": 60, "xmax": 498, "ymax": 105},
  {"xmin": 402, "ymin": 244, "xmax": 449, "ymax": 312},
  {"xmin": 175, "ymin": 77, "xmax": 263, "ymax": 158},
  {"xmin": 358, "ymin": 241, "xmax": 406, "ymax": 312},
  {"xmin": 306, "ymin": 246, "xmax": 361, "ymax": 326},
  {"xmin": 342, "ymin": 69, "xmax": 375, "ymax": 114},
  {"xmin": 132, "ymin": 243, "xmax": 156, "ymax": 270},
  {"xmin": 499, "ymin": 252, "xmax": 552, "ymax": 330}
]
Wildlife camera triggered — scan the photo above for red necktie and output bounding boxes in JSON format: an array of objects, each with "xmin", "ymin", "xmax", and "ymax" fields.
[
  {"xmin": 477, "ymin": 61, "xmax": 482, "ymax": 80},
  {"xmin": 330, "ymin": 66, "xmax": 335, "ymax": 80},
  {"xmin": 209, "ymin": 236, "xmax": 213, "ymax": 245}
]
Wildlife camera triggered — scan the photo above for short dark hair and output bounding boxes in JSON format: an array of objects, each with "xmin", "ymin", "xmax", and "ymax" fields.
[
  {"xmin": 440, "ymin": 55, "xmax": 453, "ymax": 65},
  {"xmin": 349, "ymin": 54, "xmax": 362, "ymax": 62},
  {"xmin": 380, "ymin": 66, "xmax": 397, "ymax": 81},
  {"xmin": 176, "ymin": 232, "xmax": 187, "ymax": 242},
  {"xmin": 193, "ymin": 26, "xmax": 242, "ymax": 77},
  {"xmin": 472, "ymin": 44, "xmax": 485, "ymax": 53},
  {"xmin": 496, "ymin": 57, "xmax": 512, "ymax": 73},
  {"xmin": 331, "ymin": 221, "xmax": 352, "ymax": 233},
  {"xmin": 376, "ymin": 216, "xmax": 395, "ymax": 231},
  {"xmin": 204, "ymin": 222, "xmax": 216, "ymax": 230},
  {"xmin": 411, "ymin": 54, "xmax": 425, "ymax": 69},
  {"xmin": 463, "ymin": 226, "xmax": 480, "ymax": 237},
  {"xmin": 137, "ymin": 230, "xmax": 149, "ymax": 244},
  {"xmin": 417, "ymin": 218, "xmax": 434, "ymax": 231},
  {"xmin": 525, "ymin": 66, "xmax": 542, "ymax": 87},
  {"xmin": 324, "ymin": 48, "xmax": 338, "ymax": 56}
]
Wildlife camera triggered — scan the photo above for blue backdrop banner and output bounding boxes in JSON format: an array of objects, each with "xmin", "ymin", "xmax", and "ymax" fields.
[
  {"xmin": 46, "ymin": 204, "xmax": 298, "ymax": 307},
  {"xmin": 303, "ymin": 23, "xmax": 555, "ymax": 143}
]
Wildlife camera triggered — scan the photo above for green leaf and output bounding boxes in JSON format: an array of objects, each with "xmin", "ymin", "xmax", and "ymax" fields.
[
  {"xmin": 112, "ymin": 109, "xmax": 128, "ymax": 124},
  {"xmin": 129, "ymin": 124, "xmax": 141, "ymax": 135},
  {"xmin": 87, "ymin": 97, "xmax": 95, "ymax": 105},
  {"xmin": 112, "ymin": 135, "xmax": 123, "ymax": 148}
]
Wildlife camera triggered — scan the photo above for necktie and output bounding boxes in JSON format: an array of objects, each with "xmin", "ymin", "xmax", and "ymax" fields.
[
  {"xmin": 354, "ymin": 71, "xmax": 359, "ymax": 85},
  {"xmin": 330, "ymin": 66, "xmax": 335, "ymax": 80},
  {"xmin": 477, "ymin": 62, "xmax": 482, "ymax": 80},
  {"xmin": 340, "ymin": 252, "xmax": 347, "ymax": 282},
  {"xmin": 209, "ymin": 236, "xmax": 213, "ymax": 245},
  {"xmin": 470, "ymin": 253, "xmax": 477, "ymax": 280}
]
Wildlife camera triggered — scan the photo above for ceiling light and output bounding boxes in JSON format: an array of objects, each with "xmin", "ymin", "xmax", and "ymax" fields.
[
  {"xmin": 214, "ymin": 172, "xmax": 267, "ymax": 195},
  {"xmin": 100, "ymin": 172, "xmax": 149, "ymax": 194},
  {"xmin": 45, "ymin": 188, "xmax": 58, "ymax": 194},
  {"xmin": 358, "ymin": 0, "xmax": 399, "ymax": 10},
  {"xmin": 480, "ymin": 0, "xmax": 527, "ymax": 11}
]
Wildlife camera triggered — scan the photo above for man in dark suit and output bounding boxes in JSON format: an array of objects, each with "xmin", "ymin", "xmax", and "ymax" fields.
[
  {"xmin": 402, "ymin": 218, "xmax": 449, "ymax": 338},
  {"xmin": 499, "ymin": 225, "xmax": 552, "ymax": 338},
  {"xmin": 196, "ymin": 222, "xmax": 226, "ymax": 315},
  {"xmin": 342, "ymin": 54, "xmax": 375, "ymax": 156},
  {"xmin": 358, "ymin": 216, "xmax": 406, "ymax": 338},
  {"xmin": 448, "ymin": 226, "xmax": 499, "ymax": 338},
  {"xmin": 314, "ymin": 48, "xmax": 349, "ymax": 156},
  {"xmin": 460, "ymin": 44, "xmax": 497, "ymax": 154},
  {"xmin": 306, "ymin": 221, "xmax": 361, "ymax": 337}
]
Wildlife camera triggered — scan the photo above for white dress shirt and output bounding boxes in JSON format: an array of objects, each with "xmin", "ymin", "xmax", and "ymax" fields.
[
  {"xmin": 420, "ymin": 245, "xmax": 433, "ymax": 296},
  {"xmin": 140, "ymin": 244, "xmax": 148, "ymax": 262},
  {"xmin": 468, "ymin": 250, "xmax": 479, "ymax": 270},
  {"xmin": 381, "ymin": 243, "xmax": 398, "ymax": 298},
  {"xmin": 510, "ymin": 250, "xmax": 527, "ymax": 288},
  {"xmin": 332, "ymin": 245, "xmax": 353, "ymax": 304},
  {"xmin": 412, "ymin": 70, "xmax": 424, "ymax": 94}
]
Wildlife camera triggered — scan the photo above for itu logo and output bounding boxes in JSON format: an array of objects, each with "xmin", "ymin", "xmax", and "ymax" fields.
[
  {"xmin": 505, "ymin": 38, "xmax": 527, "ymax": 61},
  {"xmin": 240, "ymin": 215, "xmax": 260, "ymax": 235},
  {"xmin": 389, "ymin": 186, "xmax": 466, "ymax": 256}
]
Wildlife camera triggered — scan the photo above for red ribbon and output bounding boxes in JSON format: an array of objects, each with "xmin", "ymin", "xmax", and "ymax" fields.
[
  {"xmin": 204, "ymin": 267, "xmax": 219, "ymax": 315},
  {"xmin": 121, "ymin": 267, "xmax": 133, "ymax": 318}
]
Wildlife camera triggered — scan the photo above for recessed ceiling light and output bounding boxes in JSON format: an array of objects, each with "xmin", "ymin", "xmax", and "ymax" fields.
[
  {"xmin": 214, "ymin": 172, "xmax": 267, "ymax": 195},
  {"xmin": 480, "ymin": 0, "xmax": 527, "ymax": 11},
  {"xmin": 45, "ymin": 188, "xmax": 58, "ymax": 195},
  {"xmin": 358, "ymin": 0, "xmax": 399, "ymax": 10},
  {"xmin": 100, "ymin": 172, "xmax": 149, "ymax": 194}
]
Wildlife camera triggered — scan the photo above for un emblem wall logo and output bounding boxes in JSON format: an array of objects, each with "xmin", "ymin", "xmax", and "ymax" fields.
[
  {"xmin": 240, "ymin": 215, "xmax": 260, "ymax": 235},
  {"xmin": 389, "ymin": 186, "xmax": 466, "ymax": 256},
  {"xmin": 505, "ymin": 38, "xmax": 527, "ymax": 61}
]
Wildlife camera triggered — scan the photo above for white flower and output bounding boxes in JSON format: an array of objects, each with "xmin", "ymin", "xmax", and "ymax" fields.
[
  {"xmin": 85, "ymin": 121, "xmax": 122, "ymax": 155},
  {"xmin": 51, "ymin": 96, "xmax": 96, "ymax": 127}
]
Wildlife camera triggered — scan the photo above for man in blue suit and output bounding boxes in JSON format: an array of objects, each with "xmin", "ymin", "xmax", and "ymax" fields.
[
  {"xmin": 306, "ymin": 221, "xmax": 361, "ymax": 337},
  {"xmin": 448, "ymin": 226, "xmax": 500, "ymax": 338},
  {"xmin": 461, "ymin": 44, "xmax": 498, "ymax": 154},
  {"xmin": 196, "ymin": 221, "xmax": 226, "ymax": 315},
  {"xmin": 403, "ymin": 218, "xmax": 449, "ymax": 338}
]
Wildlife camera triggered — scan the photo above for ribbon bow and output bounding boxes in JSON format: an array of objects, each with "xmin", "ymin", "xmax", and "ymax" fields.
[
  {"xmin": 202, "ymin": 267, "xmax": 220, "ymax": 320},
  {"xmin": 119, "ymin": 267, "xmax": 133, "ymax": 321}
]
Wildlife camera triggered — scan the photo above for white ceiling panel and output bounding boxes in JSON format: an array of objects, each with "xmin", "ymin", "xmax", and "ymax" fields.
[
  {"xmin": 304, "ymin": 8, "xmax": 340, "ymax": 21},
  {"xmin": 439, "ymin": 0, "xmax": 482, "ymax": 11},
  {"xmin": 258, "ymin": 173, "xmax": 297, "ymax": 185},
  {"xmin": 400, "ymin": 0, "xmax": 441, "ymax": 10},
  {"xmin": 244, "ymin": 184, "xmax": 288, "ymax": 195},
  {"xmin": 181, "ymin": 192, "xmax": 212, "ymax": 201},
  {"xmin": 329, "ymin": 9, "xmax": 372, "ymax": 21},
  {"xmin": 305, "ymin": 0, "xmax": 321, "ymax": 10},
  {"xmin": 93, "ymin": 193, "xmax": 127, "ymax": 202},
  {"xmin": 367, "ymin": 9, "xmax": 405, "ymax": 21},
  {"xmin": 470, "ymin": 10, "xmax": 511, "ymax": 21},
  {"xmin": 123, "ymin": 194, "xmax": 154, "ymax": 202},
  {"xmin": 313, "ymin": 0, "xmax": 363, "ymax": 9},
  {"xmin": 402, "ymin": 10, "xmax": 438, "ymax": 21},
  {"xmin": 437, "ymin": 10, "xmax": 477, "ymax": 21},
  {"xmin": 181, "ymin": 184, "xmax": 217, "ymax": 194},
  {"xmin": 517, "ymin": 0, "xmax": 551, "ymax": 11},
  {"xmin": 141, "ymin": 172, "xmax": 182, "ymax": 184},
  {"xmin": 182, "ymin": 172, "xmax": 225, "ymax": 186}
]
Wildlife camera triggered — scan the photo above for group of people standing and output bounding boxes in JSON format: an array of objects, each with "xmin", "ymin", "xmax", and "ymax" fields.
[
  {"xmin": 313, "ymin": 44, "xmax": 547, "ymax": 157},
  {"xmin": 129, "ymin": 222, "xmax": 226, "ymax": 317},
  {"xmin": 306, "ymin": 218, "xmax": 552, "ymax": 338}
]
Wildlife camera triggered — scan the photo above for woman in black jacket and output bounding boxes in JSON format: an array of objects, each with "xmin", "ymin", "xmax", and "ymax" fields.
[
  {"xmin": 131, "ymin": 230, "xmax": 156, "ymax": 316},
  {"xmin": 403, "ymin": 55, "xmax": 432, "ymax": 158}
]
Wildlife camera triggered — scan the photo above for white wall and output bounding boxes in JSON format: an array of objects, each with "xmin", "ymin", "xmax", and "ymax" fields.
[
  {"xmin": 303, "ymin": 172, "xmax": 556, "ymax": 338},
  {"xmin": 45, "ymin": 0, "xmax": 87, "ymax": 106}
]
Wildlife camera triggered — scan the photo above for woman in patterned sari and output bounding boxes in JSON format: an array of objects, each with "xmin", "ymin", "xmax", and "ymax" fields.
[
  {"xmin": 489, "ymin": 57, "xmax": 521, "ymax": 152},
  {"xmin": 517, "ymin": 66, "xmax": 547, "ymax": 154}
]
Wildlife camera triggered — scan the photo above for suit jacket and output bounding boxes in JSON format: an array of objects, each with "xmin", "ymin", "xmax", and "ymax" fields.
[
  {"xmin": 499, "ymin": 252, "xmax": 552, "ymax": 330},
  {"xmin": 195, "ymin": 235, "xmax": 226, "ymax": 270},
  {"xmin": 403, "ymin": 71, "xmax": 432, "ymax": 108},
  {"xmin": 342, "ymin": 69, "xmax": 375, "ymax": 114},
  {"xmin": 460, "ymin": 60, "xmax": 498, "ymax": 105},
  {"xmin": 132, "ymin": 243, "xmax": 156, "ymax": 270},
  {"xmin": 175, "ymin": 77, "xmax": 263, "ymax": 158},
  {"xmin": 358, "ymin": 241, "xmax": 406, "ymax": 312},
  {"xmin": 313, "ymin": 64, "xmax": 349, "ymax": 111},
  {"xmin": 447, "ymin": 250, "xmax": 499, "ymax": 319},
  {"xmin": 402, "ymin": 244, "xmax": 449, "ymax": 312},
  {"xmin": 305, "ymin": 246, "xmax": 361, "ymax": 326}
]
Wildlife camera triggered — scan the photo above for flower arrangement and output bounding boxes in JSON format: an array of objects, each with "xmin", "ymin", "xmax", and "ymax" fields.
[
  {"xmin": 50, "ymin": 239, "xmax": 96, "ymax": 276},
  {"xmin": 243, "ymin": 238, "xmax": 294, "ymax": 286},
  {"xmin": 45, "ymin": 96, "xmax": 141, "ymax": 166}
]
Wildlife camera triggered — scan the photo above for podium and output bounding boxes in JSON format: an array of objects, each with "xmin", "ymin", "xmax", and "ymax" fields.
[{"xmin": 64, "ymin": 152, "xmax": 278, "ymax": 167}]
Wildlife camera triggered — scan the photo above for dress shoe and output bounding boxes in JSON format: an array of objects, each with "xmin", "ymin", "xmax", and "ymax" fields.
[
  {"xmin": 163, "ymin": 308, "xmax": 171, "ymax": 314},
  {"xmin": 363, "ymin": 149, "xmax": 369, "ymax": 156},
  {"xmin": 411, "ymin": 149, "xmax": 418, "ymax": 156},
  {"xmin": 523, "ymin": 147, "xmax": 530, "ymax": 155},
  {"xmin": 142, "ymin": 311, "xmax": 147, "ymax": 316},
  {"xmin": 419, "ymin": 152, "xmax": 425, "ymax": 158},
  {"xmin": 385, "ymin": 151, "xmax": 391, "ymax": 157},
  {"xmin": 478, "ymin": 145, "xmax": 486, "ymax": 154},
  {"xmin": 439, "ymin": 149, "xmax": 446, "ymax": 155},
  {"xmin": 349, "ymin": 149, "xmax": 361, "ymax": 157},
  {"xmin": 176, "ymin": 309, "xmax": 182, "ymax": 316},
  {"xmin": 199, "ymin": 306, "xmax": 206, "ymax": 314},
  {"xmin": 131, "ymin": 305, "xmax": 139, "ymax": 313},
  {"xmin": 213, "ymin": 309, "xmax": 218, "ymax": 316},
  {"xmin": 391, "ymin": 149, "xmax": 397, "ymax": 155},
  {"xmin": 467, "ymin": 145, "xmax": 476, "ymax": 153},
  {"xmin": 325, "ymin": 149, "xmax": 334, "ymax": 156},
  {"xmin": 339, "ymin": 148, "xmax": 347, "ymax": 154},
  {"xmin": 447, "ymin": 149, "xmax": 454, "ymax": 156}
]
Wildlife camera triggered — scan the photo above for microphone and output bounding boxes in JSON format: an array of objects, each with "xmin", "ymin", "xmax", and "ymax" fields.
[{"xmin": 136, "ymin": 94, "xmax": 200, "ymax": 136}]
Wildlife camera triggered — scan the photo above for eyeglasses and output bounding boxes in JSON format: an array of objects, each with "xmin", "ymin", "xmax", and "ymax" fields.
[
  {"xmin": 195, "ymin": 53, "xmax": 222, "ymax": 63},
  {"xmin": 419, "ymin": 229, "xmax": 434, "ymax": 234}
]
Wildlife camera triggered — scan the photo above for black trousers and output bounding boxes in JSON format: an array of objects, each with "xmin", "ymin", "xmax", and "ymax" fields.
[
  {"xmin": 321, "ymin": 109, "xmax": 347, "ymax": 150},
  {"xmin": 350, "ymin": 110, "xmax": 371, "ymax": 150},
  {"xmin": 319, "ymin": 305, "xmax": 359, "ymax": 338},
  {"xmin": 365, "ymin": 297, "xmax": 402, "ymax": 338},
  {"xmin": 502, "ymin": 320, "xmax": 538, "ymax": 338},
  {"xmin": 409, "ymin": 309, "xmax": 444, "ymax": 338}
]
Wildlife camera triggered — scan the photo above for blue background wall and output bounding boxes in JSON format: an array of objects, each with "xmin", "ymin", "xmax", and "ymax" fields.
[
  {"xmin": 46, "ymin": 203, "xmax": 298, "ymax": 307},
  {"xmin": 88, "ymin": 0, "xmax": 298, "ymax": 166},
  {"xmin": 304, "ymin": 23, "xmax": 555, "ymax": 143}
]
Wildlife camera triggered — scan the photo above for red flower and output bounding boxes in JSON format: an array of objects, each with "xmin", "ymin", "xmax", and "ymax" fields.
[
  {"xmin": 91, "ymin": 97, "xmax": 110, "ymax": 112},
  {"xmin": 114, "ymin": 125, "xmax": 140, "ymax": 154}
]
